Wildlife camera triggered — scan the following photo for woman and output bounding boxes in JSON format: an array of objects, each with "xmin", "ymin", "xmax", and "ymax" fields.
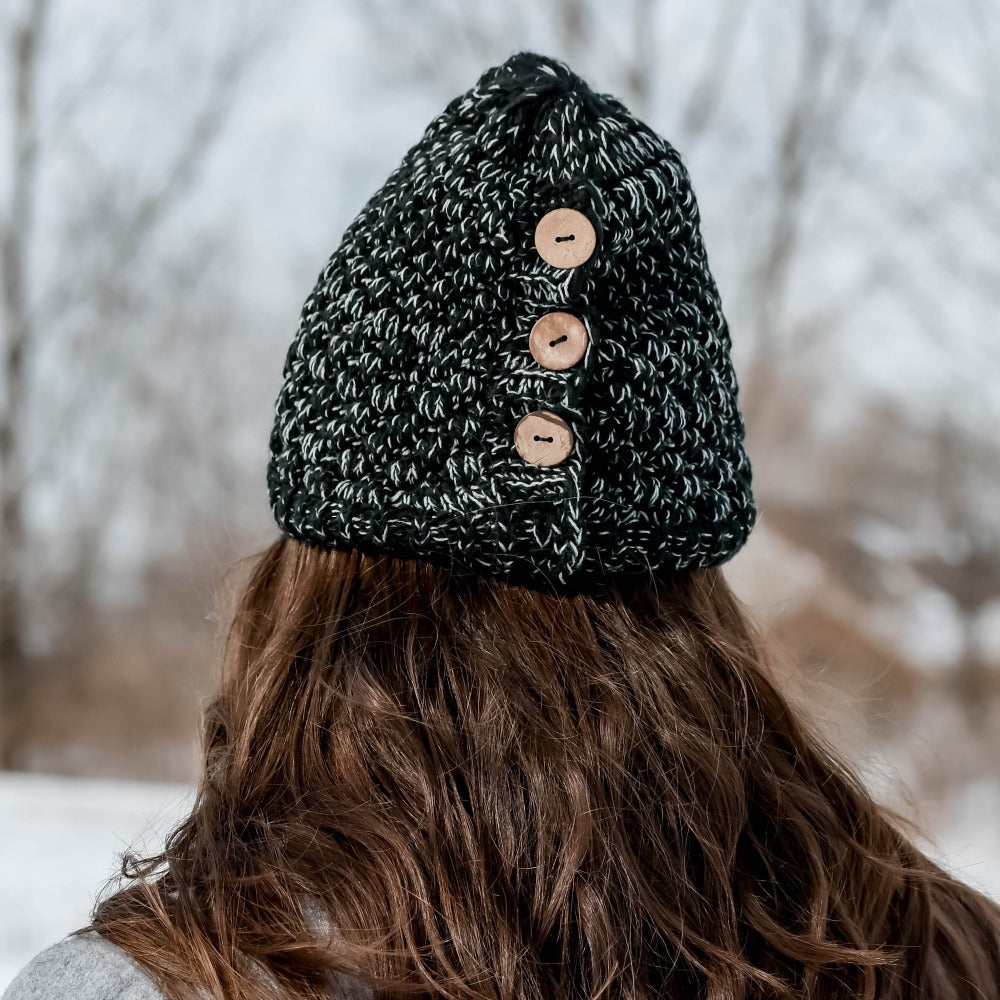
[{"xmin": 5, "ymin": 52, "xmax": 999, "ymax": 1000}]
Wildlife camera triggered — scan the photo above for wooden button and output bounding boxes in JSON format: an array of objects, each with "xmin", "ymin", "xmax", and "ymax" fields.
[
  {"xmin": 514, "ymin": 410, "xmax": 574, "ymax": 467},
  {"xmin": 529, "ymin": 312, "xmax": 588, "ymax": 371},
  {"xmin": 533, "ymin": 208, "xmax": 596, "ymax": 269}
]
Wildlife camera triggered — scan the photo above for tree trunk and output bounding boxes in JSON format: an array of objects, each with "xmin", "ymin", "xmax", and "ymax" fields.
[{"xmin": 0, "ymin": 0, "xmax": 50, "ymax": 770}]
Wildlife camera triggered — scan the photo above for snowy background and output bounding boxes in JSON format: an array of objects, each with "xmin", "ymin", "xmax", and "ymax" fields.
[
  {"xmin": 0, "ymin": 773, "xmax": 192, "ymax": 989},
  {"xmin": 2, "ymin": 0, "xmax": 999, "ymax": 985}
]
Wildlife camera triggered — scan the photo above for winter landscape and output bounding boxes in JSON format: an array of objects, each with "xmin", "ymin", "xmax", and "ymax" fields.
[{"xmin": 2, "ymin": 0, "xmax": 999, "ymax": 986}]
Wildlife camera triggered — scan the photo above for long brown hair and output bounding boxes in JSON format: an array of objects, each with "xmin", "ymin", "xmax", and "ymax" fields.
[{"xmin": 84, "ymin": 536, "xmax": 1000, "ymax": 999}]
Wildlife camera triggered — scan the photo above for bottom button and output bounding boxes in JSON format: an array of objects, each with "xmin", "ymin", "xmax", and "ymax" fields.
[{"xmin": 514, "ymin": 410, "xmax": 574, "ymax": 467}]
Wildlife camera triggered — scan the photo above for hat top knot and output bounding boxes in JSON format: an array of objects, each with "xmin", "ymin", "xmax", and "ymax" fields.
[{"xmin": 478, "ymin": 51, "xmax": 602, "ymax": 118}]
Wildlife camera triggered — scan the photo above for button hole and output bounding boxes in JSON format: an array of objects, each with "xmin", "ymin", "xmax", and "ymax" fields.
[
  {"xmin": 554, "ymin": 234, "xmax": 576, "ymax": 243},
  {"xmin": 549, "ymin": 335, "xmax": 568, "ymax": 347},
  {"xmin": 534, "ymin": 435, "xmax": 554, "ymax": 443}
]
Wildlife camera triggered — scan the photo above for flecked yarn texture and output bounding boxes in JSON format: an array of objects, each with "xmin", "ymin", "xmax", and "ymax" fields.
[{"xmin": 267, "ymin": 51, "xmax": 755, "ymax": 594}]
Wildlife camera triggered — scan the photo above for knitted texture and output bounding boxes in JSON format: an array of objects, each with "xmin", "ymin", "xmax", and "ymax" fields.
[{"xmin": 267, "ymin": 52, "xmax": 755, "ymax": 593}]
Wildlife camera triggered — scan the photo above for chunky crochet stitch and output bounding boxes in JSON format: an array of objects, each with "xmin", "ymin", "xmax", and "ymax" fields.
[{"xmin": 267, "ymin": 51, "xmax": 755, "ymax": 593}]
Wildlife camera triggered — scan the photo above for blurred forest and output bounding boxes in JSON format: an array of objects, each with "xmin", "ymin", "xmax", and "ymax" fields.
[{"xmin": 1, "ymin": 0, "xmax": 998, "ymax": 882}]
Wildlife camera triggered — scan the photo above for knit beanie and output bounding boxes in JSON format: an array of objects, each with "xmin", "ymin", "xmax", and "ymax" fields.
[{"xmin": 267, "ymin": 51, "xmax": 755, "ymax": 594}]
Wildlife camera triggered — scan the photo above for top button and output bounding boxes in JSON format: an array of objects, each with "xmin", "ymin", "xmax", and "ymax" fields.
[{"xmin": 534, "ymin": 208, "xmax": 596, "ymax": 269}]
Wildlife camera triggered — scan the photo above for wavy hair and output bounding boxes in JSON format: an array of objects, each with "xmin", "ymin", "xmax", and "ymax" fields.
[{"xmin": 84, "ymin": 537, "xmax": 1000, "ymax": 999}]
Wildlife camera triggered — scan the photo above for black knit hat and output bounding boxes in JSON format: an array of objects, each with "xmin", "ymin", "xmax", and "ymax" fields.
[{"xmin": 267, "ymin": 51, "xmax": 755, "ymax": 593}]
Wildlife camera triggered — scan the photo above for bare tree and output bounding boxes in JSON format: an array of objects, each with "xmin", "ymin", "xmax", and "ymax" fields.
[
  {"xmin": 0, "ymin": 0, "xmax": 51, "ymax": 770},
  {"xmin": 0, "ymin": 1, "xmax": 262, "ymax": 768},
  {"xmin": 916, "ymin": 423, "xmax": 1000, "ymax": 735},
  {"xmin": 738, "ymin": 0, "xmax": 898, "ymax": 427},
  {"xmin": 753, "ymin": 0, "xmax": 1000, "ymax": 670}
]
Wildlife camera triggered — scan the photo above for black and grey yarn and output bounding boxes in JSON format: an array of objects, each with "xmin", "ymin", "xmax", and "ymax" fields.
[{"xmin": 267, "ymin": 52, "xmax": 755, "ymax": 593}]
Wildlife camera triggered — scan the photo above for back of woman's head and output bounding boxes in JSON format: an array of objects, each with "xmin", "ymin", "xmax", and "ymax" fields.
[
  {"xmin": 84, "ymin": 50, "xmax": 1000, "ymax": 1000},
  {"xmin": 86, "ymin": 537, "xmax": 1000, "ymax": 1000}
]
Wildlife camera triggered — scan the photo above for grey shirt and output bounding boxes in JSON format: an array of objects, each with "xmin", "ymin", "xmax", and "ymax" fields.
[
  {"xmin": 2, "ymin": 931, "xmax": 165, "ymax": 1000},
  {"xmin": 2, "ymin": 930, "xmax": 373, "ymax": 1000}
]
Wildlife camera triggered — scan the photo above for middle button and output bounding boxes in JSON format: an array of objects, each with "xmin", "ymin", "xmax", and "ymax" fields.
[{"xmin": 528, "ymin": 312, "xmax": 589, "ymax": 371}]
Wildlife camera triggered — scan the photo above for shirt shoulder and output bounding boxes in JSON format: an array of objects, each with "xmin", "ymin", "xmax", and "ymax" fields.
[
  {"xmin": 2, "ymin": 930, "xmax": 165, "ymax": 1000},
  {"xmin": 2, "ymin": 928, "xmax": 373, "ymax": 1000}
]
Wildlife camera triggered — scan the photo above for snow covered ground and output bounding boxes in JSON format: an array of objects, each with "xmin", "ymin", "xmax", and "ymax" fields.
[
  {"xmin": 1, "ymin": 770, "xmax": 998, "ymax": 992},
  {"xmin": 0, "ymin": 772, "xmax": 194, "ymax": 991}
]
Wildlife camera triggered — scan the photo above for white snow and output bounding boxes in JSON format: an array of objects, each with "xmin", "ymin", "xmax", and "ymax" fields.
[{"xmin": 0, "ymin": 771, "xmax": 194, "ymax": 991}]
